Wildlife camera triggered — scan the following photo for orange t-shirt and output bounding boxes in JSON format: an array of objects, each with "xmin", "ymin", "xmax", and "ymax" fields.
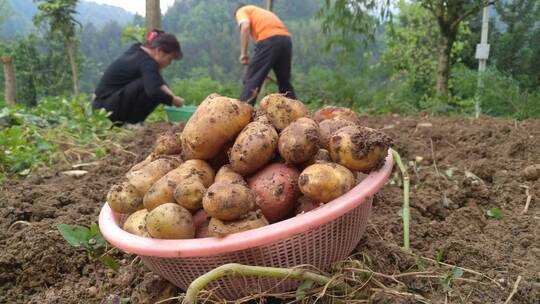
[{"xmin": 235, "ymin": 5, "xmax": 290, "ymax": 42}]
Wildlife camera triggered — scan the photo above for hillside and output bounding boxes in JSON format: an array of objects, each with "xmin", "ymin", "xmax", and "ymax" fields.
[{"xmin": 0, "ymin": 0, "xmax": 134, "ymax": 38}]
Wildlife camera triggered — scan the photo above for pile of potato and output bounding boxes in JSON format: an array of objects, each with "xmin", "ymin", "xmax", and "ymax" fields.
[{"xmin": 107, "ymin": 93, "xmax": 392, "ymax": 239}]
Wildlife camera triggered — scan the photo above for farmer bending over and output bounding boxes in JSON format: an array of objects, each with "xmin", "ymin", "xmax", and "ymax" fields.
[
  {"xmin": 92, "ymin": 30, "xmax": 185, "ymax": 125},
  {"xmin": 235, "ymin": 3, "xmax": 296, "ymax": 104}
]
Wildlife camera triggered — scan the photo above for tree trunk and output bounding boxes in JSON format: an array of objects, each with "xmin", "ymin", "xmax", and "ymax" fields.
[
  {"xmin": 2, "ymin": 56, "xmax": 16, "ymax": 104},
  {"xmin": 435, "ymin": 32, "xmax": 456, "ymax": 96},
  {"xmin": 146, "ymin": 0, "xmax": 161, "ymax": 33},
  {"xmin": 66, "ymin": 41, "xmax": 80, "ymax": 95}
]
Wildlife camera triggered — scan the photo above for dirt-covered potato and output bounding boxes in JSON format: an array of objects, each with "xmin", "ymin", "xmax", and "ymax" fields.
[
  {"xmin": 153, "ymin": 131, "xmax": 182, "ymax": 156},
  {"xmin": 313, "ymin": 106, "xmax": 361, "ymax": 125},
  {"xmin": 229, "ymin": 120, "xmax": 278, "ymax": 175},
  {"xmin": 122, "ymin": 209, "xmax": 150, "ymax": 237},
  {"xmin": 181, "ymin": 94, "xmax": 252, "ymax": 160},
  {"xmin": 143, "ymin": 160, "xmax": 214, "ymax": 211},
  {"xmin": 249, "ymin": 163, "xmax": 301, "ymax": 223},
  {"xmin": 278, "ymin": 118, "xmax": 320, "ymax": 165},
  {"xmin": 214, "ymin": 165, "xmax": 247, "ymax": 186},
  {"xmin": 126, "ymin": 156, "xmax": 181, "ymax": 194},
  {"xmin": 299, "ymin": 163, "xmax": 355, "ymax": 203},
  {"xmin": 173, "ymin": 178, "xmax": 206, "ymax": 212},
  {"xmin": 301, "ymin": 148, "xmax": 331, "ymax": 170},
  {"xmin": 318, "ymin": 118, "xmax": 356, "ymax": 149},
  {"xmin": 202, "ymin": 182, "xmax": 255, "ymax": 221},
  {"xmin": 329, "ymin": 126, "xmax": 392, "ymax": 173},
  {"xmin": 146, "ymin": 203, "xmax": 195, "ymax": 239},
  {"xmin": 107, "ymin": 182, "xmax": 144, "ymax": 214},
  {"xmin": 295, "ymin": 196, "xmax": 322, "ymax": 215},
  {"xmin": 208, "ymin": 210, "xmax": 269, "ymax": 237},
  {"xmin": 259, "ymin": 94, "xmax": 308, "ymax": 130},
  {"xmin": 128, "ymin": 153, "xmax": 156, "ymax": 174}
]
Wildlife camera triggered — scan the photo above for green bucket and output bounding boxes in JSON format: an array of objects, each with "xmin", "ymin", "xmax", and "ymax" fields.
[{"xmin": 164, "ymin": 105, "xmax": 197, "ymax": 122}]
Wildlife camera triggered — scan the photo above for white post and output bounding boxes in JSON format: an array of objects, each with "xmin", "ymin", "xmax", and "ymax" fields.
[{"xmin": 475, "ymin": 3, "xmax": 490, "ymax": 118}]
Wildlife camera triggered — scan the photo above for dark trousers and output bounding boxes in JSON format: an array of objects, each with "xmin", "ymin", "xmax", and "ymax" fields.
[
  {"xmin": 240, "ymin": 35, "xmax": 296, "ymax": 104},
  {"xmin": 92, "ymin": 78, "xmax": 160, "ymax": 124}
]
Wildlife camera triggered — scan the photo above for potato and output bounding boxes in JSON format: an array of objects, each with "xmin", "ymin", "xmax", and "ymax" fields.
[
  {"xmin": 126, "ymin": 156, "xmax": 181, "ymax": 194},
  {"xmin": 143, "ymin": 160, "xmax": 214, "ymax": 211},
  {"xmin": 122, "ymin": 209, "xmax": 150, "ymax": 237},
  {"xmin": 202, "ymin": 182, "xmax": 255, "ymax": 221},
  {"xmin": 208, "ymin": 140, "xmax": 234, "ymax": 171},
  {"xmin": 208, "ymin": 210, "xmax": 269, "ymax": 237},
  {"xmin": 313, "ymin": 106, "xmax": 361, "ymax": 125},
  {"xmin": 299, "ymin": 163, "xmax": 355, "ymax": 203},
  {"xmin": 259, "ymin": 94, "xmax": 308, "ymax": 130},
  {"xmin": 301, "ymin": 148, "xmax": 331, "ymax": 170},
  {"xmin": 128, "ymin": 153, "xmax": 156, "ymax": 174},
  {"xmin": 278, "ymin": 118, "xmax": 320, "ymax": 165},
  {"xmin": 181, "ymin": 94, "xmax": 252, "ymax": 160},
  {"xmin": 229, "ymin": 120, "xmax": 278, "ymax": 175},
  {"xmin": 173, "ymin": 178, "xmax": 206, "ymax": 212},
  {"xmin": 329, "ymin": 126, "xmax": 392, "ymax": 173},
  {"xmin": 107, "ymin": 182, "xmax": 143, "ymax": 214},
  {"xmin": 318, "ymin": 118, "xmax": 356, "ymax": 149},
  {"xmin": 248, "ymin": 163, "xmax": 301, "ymax": 223},
  {"xmin": 146, "ymin": 203, "xmax": 195, "ymax": 239},
  {"xmin": 295, "ymin": 196, "xmax": 322, "ymax": 215},
  {"xmin": 193, "ymin": 209, "xmax": 211, "ymax": 238},
  {"xmin": 215, "ymin": 165, "xmax": 247, "ymax": 186},
  {"xmin": 153, "ymin": 131, "xmax": 182, "ymax": 156}
]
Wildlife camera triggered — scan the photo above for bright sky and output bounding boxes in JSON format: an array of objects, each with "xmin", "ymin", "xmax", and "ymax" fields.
[{"xmin": 86, "ymin": 0, "xmax": 177, "ymax": 15}]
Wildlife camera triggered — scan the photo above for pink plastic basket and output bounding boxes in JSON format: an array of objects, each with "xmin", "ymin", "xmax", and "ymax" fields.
[{"xmin": 99, "ymin": 152, "xmax": 394, "ymax": 299}]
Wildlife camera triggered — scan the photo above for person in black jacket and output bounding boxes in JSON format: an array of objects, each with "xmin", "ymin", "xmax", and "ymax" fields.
[{"xmin": 92, "ymin": 30, "xmax": 185, "ymax": 124}]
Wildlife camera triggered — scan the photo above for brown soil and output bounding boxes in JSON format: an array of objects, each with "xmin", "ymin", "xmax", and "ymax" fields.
[{"xmin": 1, "ymin": 116, "xmax": 539, "ymax": 303}]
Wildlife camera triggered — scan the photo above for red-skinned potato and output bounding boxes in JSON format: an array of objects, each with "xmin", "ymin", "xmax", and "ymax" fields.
[
  {"xmin": 299, "ymin": 163, "xmax": 355, "ymax": 203},
  {"xmin": 259, "ymin": 94, "xmax": 308, "ymax": 130},
  {"xmin": 229, "ymin": 120, "xmax": 278, "ymax": 175},
  {"xmin": 278, "ymin": 118, "xmax": 320, "ymax": 165},
  {"xmin": 318, "ymin": 118, "xmax": 356, "ymax": 149},
  {"xmin": 181, "ymin": 94, "xmax": 252, "ymax": 160},
  {"xmin": 249, "ymin": 163, "xmax": 301, "ymax": 223},
  {"xmin": 192, "ymin": 209, "xmax": 211, "ymax": 238},
  {"xmin": 329, "ymin": 126, "xmax": 392, "ymax": 173},
  {"xmin": 313, "ymin": 106, "xmax": 361, "ymax": 125}
]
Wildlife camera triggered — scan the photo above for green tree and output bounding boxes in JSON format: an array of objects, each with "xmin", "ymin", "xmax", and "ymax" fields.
[
  {"xmin": 318, "ymin": 0, "xmax": 494, "ymax": 96},
  {"xmin": 33, "ymin": 0, "xmax": 81, "ymax": 94},
  {"xmin": 491, "ymin": 0, "xmax": 540, "ymax": 89},
  {"xmin": 382, "ymin": 1, "xmax": 471, "ymax": 108}
]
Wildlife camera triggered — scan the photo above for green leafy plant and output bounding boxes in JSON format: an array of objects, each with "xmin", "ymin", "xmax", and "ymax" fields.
[
  {"xmin": 56, "ymin": 223, "xmax": 119, "ymax": 271},
  {"xmin": 440, "ymin": 266, "xmax": 463, "ymax": 290},
  {"xmin": 486, "ymin": 207, "xmax": 503, "ymax": 219}
]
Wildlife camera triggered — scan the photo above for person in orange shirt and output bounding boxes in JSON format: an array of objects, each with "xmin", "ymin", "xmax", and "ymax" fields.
[{"xmin": 234, "ymin": 3, "xmax": 297, "ymax": 104}]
